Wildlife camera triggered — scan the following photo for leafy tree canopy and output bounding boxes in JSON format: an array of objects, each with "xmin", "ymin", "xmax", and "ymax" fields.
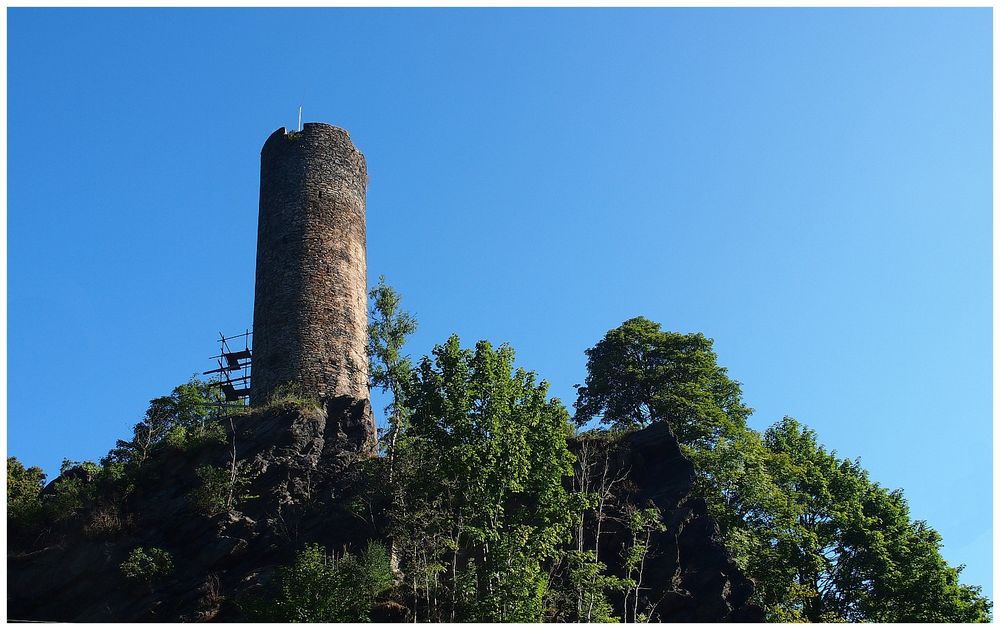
[
  {"xmin": 393, "ymin": 335, "xmax": 579, "ymax": 622},
  {"xmin": 757, "ymin": 417, "xmax": 992, "ymax": 622},
  {"xmin": 7, "ymin": 456, "xmax": 46, "ymax": 521},
  {"xmin": 368, "ymin": 275, "xmax": 418, "ymax": 477},
  {"xmin": 574, "ymin": 316, "xmax": 751, "ymax": 446},
  {"xmin": 574, "ymin": 317, "xmax": 991, "ymax": 623},
  {"xmin": 104, "ymin": 376, "xmax": 224, "ymax": 468}
]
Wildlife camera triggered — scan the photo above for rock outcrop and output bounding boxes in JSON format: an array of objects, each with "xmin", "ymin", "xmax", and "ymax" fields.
[
  {"xmin": 8, "ymin": 399, "xmax": 380, "ymax": 622},
  {"xmin": 8, "ymin": 406, "xmax": 760, "ymax": 622},
  {"xmin": 569, "ymin": 424, "xmax": 763, "ymax": 622}
]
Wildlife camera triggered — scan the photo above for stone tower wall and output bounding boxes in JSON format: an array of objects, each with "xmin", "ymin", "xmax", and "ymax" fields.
[{"xmin": 250, "ymin": 123, "xmax": 369, "ymax": 408}]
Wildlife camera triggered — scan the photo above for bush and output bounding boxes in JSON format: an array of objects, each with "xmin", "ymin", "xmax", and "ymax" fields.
[
  {"xmin": 190, "ymin": 463, "xmax": 258, "ymax": 517},
  {"xmin": 60, "ymin": 459, "xmax": 101, "ymax": 478},
  {"xmin": 163, "ymin": 422, "xmax": 227, "ymax": 452},
  {"xmin": 120, "ymin": 546, "xmax": 174, "ymax": 584},
  {"xmin": 163, "ymin": 425, "xmax": 189, "ymax": 450},
  {"xmin": 10, "ymin": 457, "xmax": 135, "ymax": 544},
  {"xmin": 191, "ymin": 422, "xmax": 228, "ymax": 448},
  {"xmin": 246, "ymin": 542, "xmax": 393, "ymax": 622},
  {"xmin": 104, "ymin": 377, "xmax": 226, "ymax": 469},
  {"xmin": 84, "ymin": 505, "xmax": 129, "ymax": 539},
  {"xmin": 256, "ymin": 382, "xmax": 322, "ymax": 413},
  {"xmin": 191, "ymin": 465, "xmax": 232, "ymax": 516}
]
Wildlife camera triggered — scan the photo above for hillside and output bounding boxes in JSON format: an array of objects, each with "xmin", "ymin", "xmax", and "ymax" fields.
[{"xmin": 8, "ymin": 397, "xmax": 760, "ymax": 622}]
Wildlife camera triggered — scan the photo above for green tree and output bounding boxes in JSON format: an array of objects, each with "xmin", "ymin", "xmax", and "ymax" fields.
[
  {"xmin": 574, "ymin": 318, "xmax": 991, "ymax": 622},
  {"xmin": 757, "ymin": 417, "xmax": 858, "ymax": 621},
  {"xmin": 574, "ymin": 316, "xmax": 751, "ymax": 446},
  {"xmin": 190, "ymin": 461, "xmax": 259, "ymax": 517},
  {"xmin": 392, "ymin": 336, "xmax": 578, "ymax": 622},
  {"xmin": 104, "ymin": 377, "xmax": 224, "ymax": 469},
  {"xmin": 7, "ymin": 456, "xmax": 46, "ymax": 527},
  {"xmin": 249, "ymin": 542, "xmax": 393, "ymax": 622},
  {"xmin": 573, "ymin": 318, "xmax": 775, "ymax": 610},
  {"xmin": 761, "ymin": 417, "xmax": 992, "ymax": 622},
  {"xmin": 559, "ymin": 429, "xmax": 633, "ymax": 622},
  {"xmin": 553, "ymin": 550, "xmax": 627, "ymax": 623},
  {"xmin": 43, "ymin": 460, "xmax": 103, "ymax": 523},
  {"xmin": 621, "ymin": 505, "xmax": 666, "ymax": 622},
  {"xmin": 368, "ymin": 276, "xmax": 418, "ymax": 480}
]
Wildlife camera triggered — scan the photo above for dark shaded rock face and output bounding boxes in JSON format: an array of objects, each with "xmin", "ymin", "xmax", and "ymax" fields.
[
  {"xmin": 8, "ymin": 398, "xmax": 380, "ymax": 622},
  {"xmin": 8, "ymin": 408, "xmax": 759, "ymax": 622},
  {"xmin": 569, "ymin": 424, "xmax": 763, "ymax": 622}
]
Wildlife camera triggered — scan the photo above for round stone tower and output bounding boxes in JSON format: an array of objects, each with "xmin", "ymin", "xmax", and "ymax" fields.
[{"xmin": 250, "ymin": 123, "xmax": 370, "ymax": 411}]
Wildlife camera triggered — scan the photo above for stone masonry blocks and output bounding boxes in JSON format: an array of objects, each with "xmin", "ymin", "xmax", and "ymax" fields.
[{"xmin": 250, "ymin": 123, "xmax": 370, "ymax": 411}]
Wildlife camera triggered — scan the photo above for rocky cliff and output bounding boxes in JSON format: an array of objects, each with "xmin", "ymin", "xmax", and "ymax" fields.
[
  {"xmin": 8, "ymin": 403, "xmax": 761, "ymax": 622},
  {"xmin": 570, "ymin": 424, "xmax": 762, "ymax": 622}
]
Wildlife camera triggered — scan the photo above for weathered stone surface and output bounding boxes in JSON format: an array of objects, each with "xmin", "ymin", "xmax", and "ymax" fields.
[
  {"xmin": 250, "ymin": 123, "xmax": 370, "ymax": 411},
  {"xmin": 569, "ymin": 423, "xmax": 764, "ymax": 622},
  {"xmin": 7, "ymin": 403, "xmax": 381, "ymax": 623}
]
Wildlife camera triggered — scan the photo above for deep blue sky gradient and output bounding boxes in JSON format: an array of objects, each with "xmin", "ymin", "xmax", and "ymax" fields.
[{"xmin": 8, "ymin": 8, "xmax": 992, "ymax": 597}]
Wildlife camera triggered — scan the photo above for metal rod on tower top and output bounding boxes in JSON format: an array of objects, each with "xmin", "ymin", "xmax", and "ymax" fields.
[{"xmin": 298, "ymin": 106, "xmax": 302, "ymax": 131}]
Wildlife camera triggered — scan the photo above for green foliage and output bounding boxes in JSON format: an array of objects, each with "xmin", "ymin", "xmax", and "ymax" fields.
[
  {"xmin": 8, "ymin": 457, "xmax": 47, "ymax": 500},
  {"xmin": 104, "ymin": 376, "xmax": 225, "ymax": 470},
  {"xmin": 555, "ymin": 550, "xmax": 627, "ymax": 623},
  {"xmin": 7, "ymin": 457, "xmax": 46, "ymax": 529},
  {"xmin": 60, "ymin": 458, "xmax": 101, "ymax": 477},
  {"xmin": 190, "ymin": 463, "xmax": 258, "ymax": 517},
  {"xmin": 574, "ymin": 317, "xmax": 991, "ymax": 623},
  {"xmin": 547, "ymin": 430, "xmax": 635, "ymax": 622},
  {"xmin": 9, "ymin": 378, "xmax": 233, "ymax": 551},
  {"xmin": 255, "ymin": 381, "xmax": 323, "ymax": 413},
  {"xmin": 745, "ymin": 418, "xmax": 993, "ymax": 622},
  {"xmin": 621, "ymin": 506, "xmax": 666, "ymax": 622},
  {"xmin": 162, "ymin": 425, "xmax": 189, "ymax": 449},
  {"xmin": 8, "ymin": 316, "xmax": 989, "ymax": 623},
  {"xmin": 368, "ymin": 276, "xmax": 418, "ymax": 474},
  {"xmin": 191, "ymin": 465, "xmax": 231, "ymax": 516},
  {"xmin": 575, "ymin": 316, "xmax": 751, "ymax": 447},
  {"xmin": 368, "ymin": 276, "xmax": 418, "ymax": 400},
  {"xmin": 10, "ymin": 456, "xmax": 139, "ymax": 545},
  {"xmin": 163, "ymin": 422, "xmax": 227, "ymax": 451},
  {"xmin": 120, "ymin": 546, "xmax": 174, "ymax": 584},
  {"xmin": 46, "ymin": 477, "xmax": 91, "ymax": 521},
  {"xmin": 37, "ymin": 460, "xmax": 103, "ymax": 523},
  {"xmin": 392, "ymin": 335, "xmax": 578, "ymax": 622},
  {"xmin": 248, "ymin": 542, "xmax": 393, "ymax": 622}
]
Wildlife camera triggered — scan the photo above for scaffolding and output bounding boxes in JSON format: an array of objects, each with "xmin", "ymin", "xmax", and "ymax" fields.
[{"xmin": 203, "ymin": 330, "xmax": 252, "ymax": 404}]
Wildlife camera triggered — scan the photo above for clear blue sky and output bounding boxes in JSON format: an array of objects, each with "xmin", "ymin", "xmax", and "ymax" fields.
[{"xmin": 8, "ymin": 8, "xmax": 991, "ymax": 598}]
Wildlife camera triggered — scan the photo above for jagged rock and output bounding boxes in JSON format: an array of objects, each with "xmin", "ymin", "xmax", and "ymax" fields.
[
  {"xmin": 569, "ymin": 423, "xmax": 763, "ymax": 622},
  {"xmin": 8, "ymin": 404, "xmax": 760, "ymax": 622},
  {"xmin": 8, "ymin": 400, "xmax": 379, "ymax": 623}
]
